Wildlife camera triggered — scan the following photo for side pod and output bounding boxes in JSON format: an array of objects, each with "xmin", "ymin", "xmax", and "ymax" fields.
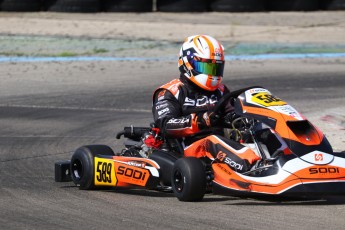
[{"xmin": 149, "ymin": 150, "xmax": 181, "ymax": 186}]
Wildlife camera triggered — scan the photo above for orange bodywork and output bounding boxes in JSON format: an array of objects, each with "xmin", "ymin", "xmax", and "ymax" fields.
[
  {"xmin": 94, "ymin": 156, "xmax": 160, "ymax": 188},
  {"xmin": 114, "ymin": 162, "xmax": 150, "ymax": 187},
  {"xmin": 212, "ymin": 163, "xmax": 301, "ymax": 194},
  {"xmin": 184, "ymin": 135, "xmax": 261, "ymax": 164},
  {"xmin": 113, "ymin": 156, "xmax": 159, "ymax": 187},
  {"xmin": 241, "ymin": 101, "xmax": 324, "ymax": 146},
  {"xmin": 212, "ymin": 162, "xmax": 345, "ymax": 195}
]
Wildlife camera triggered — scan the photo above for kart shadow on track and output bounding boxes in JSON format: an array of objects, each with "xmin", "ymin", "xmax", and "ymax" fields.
[
  {"xmin": 58, "ymin": 184, "xmax": 345, "ymax": 205},
  {"xmin": 200, "ymin": 196, "xmax": 244, "ymax": 203},
  {"xmin": 225, "ymin": 195, "xmax": 345, "ymax": 206},
  {"xmin": 59, "ymin": 184, "xmax": 176, "ymax": 198},
  {"xmin": 99, "ymin": 187, "xmax": 176, "ymax": 198}
]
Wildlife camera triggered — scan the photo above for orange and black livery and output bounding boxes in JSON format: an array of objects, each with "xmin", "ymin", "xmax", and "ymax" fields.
[{"xmin": 55, "ymin": 86, "xmax": 345, "ymax": 201}]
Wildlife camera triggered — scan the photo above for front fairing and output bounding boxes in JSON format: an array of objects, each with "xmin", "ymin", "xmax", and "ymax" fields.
[
  {"xmin": 212, "ymin": 152, "xmax": 345, "ymax": 196},
  {"xmin": 212, "ymin": 155, "xmax": 302, "ymax": 195},
  {"xmin": 233, "ymin": 87, "xmax": 333, "ymax": 156},
  {"xmin": 281, "ymin": 151, "xmax": 345, "ymax": 179},
  {"xmin": 212, "ymin": 87, "xmax": 343, "ymax": 196}
]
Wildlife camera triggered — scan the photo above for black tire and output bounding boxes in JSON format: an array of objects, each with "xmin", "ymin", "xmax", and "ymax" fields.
[
  {"xmin": 70, "ymin": 145, "xmax": 114, "ymax": 190},
  {"xmin": 43, "ymin": 0, "xmax": 100, "ymax": 12},
  {"xmin": 266, "ymin": 0, "xmax": 320, "ymax": 11},
  {"xmin": 0, "ymin": 0, "xmax": 41, "ymax": 11},
  {"xmin": 210, "ymin": 0, "xmax": 265, "ymax": 12},
  {"xmin": 171, "ymin": 157, "xmax": 206, "ymax": 201},
  {"xmin": 101, "ymin": 0, "xmax": 153, "ymax": 12},
  {"xmin": 320, "ymin": 0, "xmax": 345, "ymax": 10},
  {"xmin": 157, "ymin": 0, "xmax": 208, "ymax": 12}
]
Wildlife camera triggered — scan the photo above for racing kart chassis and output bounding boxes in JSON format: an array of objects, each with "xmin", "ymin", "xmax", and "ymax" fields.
[{"xmin": 55, "ymin": 86, "xmax": 345, "ymax": 201}]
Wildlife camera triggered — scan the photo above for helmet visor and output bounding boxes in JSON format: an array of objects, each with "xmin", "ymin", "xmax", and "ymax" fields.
[{"xmin": 191, "ymin": 59, "xmax": 225, "ymax": 76}]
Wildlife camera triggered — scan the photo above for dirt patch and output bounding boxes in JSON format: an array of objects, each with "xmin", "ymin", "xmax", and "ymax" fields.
[{"xmin": 0, "ymin": 12, "xmax": 344, "ymax": 44}]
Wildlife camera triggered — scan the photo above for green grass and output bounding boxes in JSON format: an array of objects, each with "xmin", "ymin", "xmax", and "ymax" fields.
[
  {"xmin": 93, "ymin": 48, "xmax": 108, "ymax": 54},
  {"xmin": 1, "ymin": 34, "xmax": 344, "ymax": 58},
  {"xmin": 225, "ymin": 43, "xmax": 345, "ymax": 55},
  {"xmin": 57, "ymin": 51, "xmax": 78, "ymax": 57},
  {"xmin": 0, "ymin": 48, "xmax": 110, "ymax": 57}
]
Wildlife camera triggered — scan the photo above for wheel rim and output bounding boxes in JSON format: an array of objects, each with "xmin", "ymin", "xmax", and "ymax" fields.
[
  {"xmin": 71, "ymin": 159, "xmax": 83, "ymax": 181},
  {"xmin": 173, "ymin": 169, "xmax": 184, "ymax": 193}
]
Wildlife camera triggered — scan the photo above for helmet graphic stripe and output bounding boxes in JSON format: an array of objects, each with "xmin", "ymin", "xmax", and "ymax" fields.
[
  {"xmin": 193, "ymin": 35, "xmax": 205, "ymax": 55},
  {"xmin": 201, "ymin": 35, "xmax": 215, "ymax": 59}
]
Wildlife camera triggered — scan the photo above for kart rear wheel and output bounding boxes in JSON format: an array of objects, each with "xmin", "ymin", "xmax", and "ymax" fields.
[
  {"xmin": 70, "ymin": 145, "xmax": 114, "ymax": 190},
  {"xmin": 171, "ymin": 157, "xmax": 206, "ymax": 201}
]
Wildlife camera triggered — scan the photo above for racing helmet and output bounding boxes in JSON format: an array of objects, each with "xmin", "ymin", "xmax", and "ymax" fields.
[{"xmin": 178, "ymin": 35, "xmax": 225, "ymax": 91}]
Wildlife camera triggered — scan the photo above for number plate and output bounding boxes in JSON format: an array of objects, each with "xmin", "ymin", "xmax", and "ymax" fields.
[
  {"xmin": 94, "ymin": 157, "xmax": 117, "ymax": 186},
  {"xmin": 252, "ymin": 92, "xmax": 286, "ymax": 107}
]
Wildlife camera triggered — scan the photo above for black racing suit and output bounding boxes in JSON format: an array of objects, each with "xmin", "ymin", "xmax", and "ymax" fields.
[
  {"xmin": 152, "ymin": 76, "xmax": 232, "ymax": 145},
  {"xmin": 152, "ymin": 76, "xmax": 260, "ymax": 173}
]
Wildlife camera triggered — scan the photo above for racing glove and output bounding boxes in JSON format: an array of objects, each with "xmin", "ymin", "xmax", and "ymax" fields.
[
  {"xmin": 223, "ymin": 111, "xmax": 240, "ymax": 127},
  {"xmin": 196, "ymin": 111, "xmax": 220, "ymax": 129}
]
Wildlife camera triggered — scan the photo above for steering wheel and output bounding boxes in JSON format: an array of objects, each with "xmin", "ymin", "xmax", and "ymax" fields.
[
  {"xmin": 189, "ymin": 86, "xmax": 263, "ymax": 140},
  {"xmin": 212, "ymin": 85, "xmax": 264, "ymax": 114}
]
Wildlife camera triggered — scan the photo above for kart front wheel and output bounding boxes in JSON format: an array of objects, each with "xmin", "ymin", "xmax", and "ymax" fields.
[
  {"xmin": 70, "ymin": 145, "xmax": 114, "ymax": 190},
  {"xmin": 171, "ymin": 157, "xmax": 206, "ymax": 201}
]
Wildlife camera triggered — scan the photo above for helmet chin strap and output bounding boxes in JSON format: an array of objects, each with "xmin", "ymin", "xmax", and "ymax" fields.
[{"xmin": 188, "ymin": 69, "xmax": 194, "ymax": 78}]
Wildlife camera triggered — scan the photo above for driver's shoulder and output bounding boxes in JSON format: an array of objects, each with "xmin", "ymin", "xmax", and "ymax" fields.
[{"xmin": 154, "ymin": 78, "xmax": 184, "ymax": 99}]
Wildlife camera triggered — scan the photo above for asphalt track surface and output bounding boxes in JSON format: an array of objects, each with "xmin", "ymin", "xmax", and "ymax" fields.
[{"xmin": 0, "ymin": 58, "xmax": 345, "ymax": 230}]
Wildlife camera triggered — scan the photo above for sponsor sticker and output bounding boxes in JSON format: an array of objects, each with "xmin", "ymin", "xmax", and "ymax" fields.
[
  {"xmin": 157, "ymin": 90, "xmax": 167, "ymax": 101},
  {"xmin": 155, "ymin": 103, "xmax": 167, "ymax": 110},
  {"xmin": 309, "ymin": 167, "xmax": 340, "ymax": 174},
  {"xmin": 216, "ymin": 151, "xmax": 243, "ymax": 171},
  {"xmin": 116, "ymin": 164, "xmax": 149, "ymax": 186},
  {"xmin": 127, "ymin": 161, "xmax": 146, "ymax": 168},
  {"xmin": 158, "ymin": 90, "xmax": 166, "ymax": 98},
  {"xmin": 158, "ymin": 107, "xmax": 170, "ymax": 116},
  {"xmin": 183, "ymin": 95, "xmax": 218, "ymax": 107},
  {"xmin": 224, "ymin": 157, "xmax": 243, "ymax": 171},
  {"xmin": 167, "ymin": 117, "xmax": 190, "ymax": 124},
  {"xmin": 314, "ymin": 153, "xmax": 323, "ymax": 161},
  {"xmin": 249, "ymin": 88, "xmax": 267, "ymax": 94},
  {"xmin": 213, "ymin": 48, "xmax": 223, "ymax": 58},
  {"xmin": 216, "ymin": 151, "xmax": 226, "ymax": 161}
]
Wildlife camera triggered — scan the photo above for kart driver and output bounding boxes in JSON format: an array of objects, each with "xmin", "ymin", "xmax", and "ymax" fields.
[{"xmin": 152, "ymin": 35, "xmax": 260, "ymax": 173}]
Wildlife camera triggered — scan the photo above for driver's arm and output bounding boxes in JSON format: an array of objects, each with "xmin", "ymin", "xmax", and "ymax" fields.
[{"xmin": 153, "ymin": 89, "xmax": 200, "ymax": 137}]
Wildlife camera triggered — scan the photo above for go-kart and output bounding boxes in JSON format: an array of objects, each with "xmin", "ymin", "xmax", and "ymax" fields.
[{"xmin": 55, "ymin": 86, "xmax": 345, "ymax": 201}]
